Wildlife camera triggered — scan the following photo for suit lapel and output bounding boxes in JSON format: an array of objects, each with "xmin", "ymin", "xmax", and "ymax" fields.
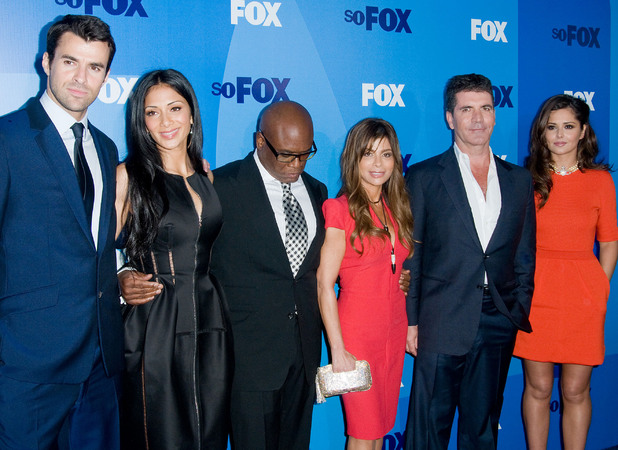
[
  {"xmin": 439, "ymin": 149, "xmax": 483, "ymax": 250},
  {"xmin": 296, "ymin": 173, "xmax": 324, "ymax": 277},
  {"xmin": 28, "ymin": 100, "xmax": 94, "ymax": 246},
  {"xmin": 239, "ymin": 155, "xmax": 291, "ymax": 273},
  {"xmin": 485, "ymin": 156, "xmax": 514, "ymax": 253}
]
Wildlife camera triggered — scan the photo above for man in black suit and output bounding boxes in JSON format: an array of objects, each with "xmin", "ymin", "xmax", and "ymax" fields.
[
  {"xmin": 0, "ymin": 15, "xmax": 123, "ymax": 449},
  {"xmin": 403, "ymin": 74, "xmax": 535, "ymax": 449},
  {"xmin": 211, "ymin": 101, "xmax": 326, "ymax": 449}
]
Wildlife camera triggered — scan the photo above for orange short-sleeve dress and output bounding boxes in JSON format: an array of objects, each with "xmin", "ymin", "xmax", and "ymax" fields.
[
  {"xmin": 322, "ymin": 196, "xmax": 409, "ymax": 440},
  {"xmin": 513, "ymin": 169, "xmax": 618, "ymax": 365}
]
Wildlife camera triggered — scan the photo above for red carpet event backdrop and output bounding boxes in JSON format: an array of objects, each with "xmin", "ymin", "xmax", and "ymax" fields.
[{"xmin": 1, "ymin": 1, "xmax": 617, "ymax": 448}]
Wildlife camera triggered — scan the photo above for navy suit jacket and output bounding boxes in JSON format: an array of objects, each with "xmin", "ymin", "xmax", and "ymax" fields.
[
  {"xmin": 211, "ymin": 152, "xmax": 327, "ymax": 390},
  {"xmin": 0, "ymin": 98, "xmax": 123, "ymax": 384},
  {"xmin": 404, "ymin": 147, "xmax": 535, "ymax": 355}
]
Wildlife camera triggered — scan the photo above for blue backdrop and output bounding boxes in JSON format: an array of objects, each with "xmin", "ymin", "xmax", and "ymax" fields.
[{"xmin": 1, "ymin": 1, "xmax": 617, "ymax": 448}]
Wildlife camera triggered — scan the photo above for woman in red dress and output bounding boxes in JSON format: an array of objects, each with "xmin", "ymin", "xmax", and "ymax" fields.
[
  {"xmin": 317, "ymin": 118, "xmax": 413, "ymax": 450},
  {"xmin": 513, "ymin": 95, "xmax": 618, "ymax": 449}
]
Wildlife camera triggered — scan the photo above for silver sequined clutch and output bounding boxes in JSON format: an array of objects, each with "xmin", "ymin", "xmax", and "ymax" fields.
[{"xmin": 315, "ymin": 360, "xmax": 372, "ymax": 404}]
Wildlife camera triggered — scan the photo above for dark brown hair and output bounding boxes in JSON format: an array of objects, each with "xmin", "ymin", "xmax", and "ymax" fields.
[
  {"xmin": 528, "ymin": 94, "xmax": 608, "ymax": 208},
  {"xmin": 47, "ymin": 15, "xmax": 116, "ymax": 72},
  {"xmin": 339, "ymin": 118, "xmax": 413, "ymax": 256},
  {"xmin": 444, "ymin": 73, "xmax": 493, "ymax": 113}
]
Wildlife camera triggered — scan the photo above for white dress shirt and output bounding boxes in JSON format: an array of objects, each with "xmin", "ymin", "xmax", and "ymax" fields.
[
  {"xmin": 253, "ymin": 150, "xmax": 317, "ymax": 250},
  {"xmin": 40, "ymin": 92, "xmax": 103, "ymax": 248},
  {"xmin": 453, "ymin": 144, "xmax": 502, "ymax": 283}
]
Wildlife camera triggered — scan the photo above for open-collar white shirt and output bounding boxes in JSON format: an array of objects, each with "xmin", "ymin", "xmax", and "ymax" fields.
[{"xmin": 453, "ymin": 143, "xmax": 502, "ymax": 283}]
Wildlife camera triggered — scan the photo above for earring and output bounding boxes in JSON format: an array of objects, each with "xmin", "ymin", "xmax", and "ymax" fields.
[{"xmin": 189, "ymin": 124, "xmax": 194, "ymax": 135}]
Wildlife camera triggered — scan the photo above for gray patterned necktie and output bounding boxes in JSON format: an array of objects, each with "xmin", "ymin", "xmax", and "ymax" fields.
[{"xmin": 282, "ymin": 182, "xmax": 308, "ymax": 276}]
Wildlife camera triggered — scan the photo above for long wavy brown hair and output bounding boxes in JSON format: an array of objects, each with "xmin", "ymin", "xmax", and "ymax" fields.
[
  {"xmin": 528, "ymin": 94, "xmax": 609, "ymax": 208},
  {"xmin": 338, "ymin": 118, "xmax": 413, "ymax": 256}
]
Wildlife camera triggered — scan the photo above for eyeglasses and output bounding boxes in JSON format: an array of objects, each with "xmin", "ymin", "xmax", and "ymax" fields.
[{"xmin": 259, "ymin": 130, "xmax": 317, "ymax": 163}]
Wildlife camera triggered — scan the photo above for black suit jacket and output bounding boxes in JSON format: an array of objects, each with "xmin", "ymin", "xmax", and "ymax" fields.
[
  {"xmin": 211, "ymin": 152, "xmax": 327, "ymax": 390},
  {"xmin": 404, "ymin": 147, "xmax": 535, "ymax": 356},
  {"xmin": 0, "ymin": 98, "xmax": 123, "ymax": 384}
]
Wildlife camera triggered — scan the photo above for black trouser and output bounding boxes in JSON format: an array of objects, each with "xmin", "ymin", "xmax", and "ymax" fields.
[
  {"xmin": 230, "ymin": 320, "xmax": 314, "ymax": 450},
  {"xmin": 406, "ymin": 296, "xmax": 517, "ymax": 450}
]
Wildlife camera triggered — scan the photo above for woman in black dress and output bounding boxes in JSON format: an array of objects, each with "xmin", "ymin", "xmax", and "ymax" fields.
[{"xmin": 115, "ymin": 69, "xmax": 233, "ymax": 449}]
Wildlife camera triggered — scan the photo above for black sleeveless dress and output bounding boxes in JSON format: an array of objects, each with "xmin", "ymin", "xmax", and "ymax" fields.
[{"xmin": 121, "ymin": 172, "xmax": 233, "ymax": 450}]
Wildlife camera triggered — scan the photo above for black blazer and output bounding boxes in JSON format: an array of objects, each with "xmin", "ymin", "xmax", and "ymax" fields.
[
  {"xmin": 404, "ymin": 147, "xmax": 535, "ymax": 356},
  {"xmin": 211, "ymin": 153, "xmax": 327, "ymax": 390},
  {"xmin": 0, "ymin": 98, "xmax": 123, "ymax": 383}
]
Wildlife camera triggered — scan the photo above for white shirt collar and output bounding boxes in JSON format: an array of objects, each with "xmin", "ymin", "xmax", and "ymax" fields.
[
  {"xmin": 452, "ymin": 142, "xmax": 496, "ymax": 173},
  {"xmin": 253, "ymin": 149, "xmax": 306, "ymax": 189},
  {"xmin": 40, "ymin": 91, "xmax": 89, "ymax": 138}
]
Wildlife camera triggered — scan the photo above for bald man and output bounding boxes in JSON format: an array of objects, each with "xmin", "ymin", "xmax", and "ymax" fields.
[{"xmin": 211, "ymin": 101, "xmax": 326, "ymax": 449}]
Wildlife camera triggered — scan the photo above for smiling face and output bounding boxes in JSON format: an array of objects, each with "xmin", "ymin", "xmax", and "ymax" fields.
[
  {"xmin": 143, "ymin": 83, "xmax": 193, "ymax": 154},
  {"xmin": 42, "ymin": 31, "xmax": 111, "ymax": 121},
  {"xmin": 358, "ymin": 137, "xmax": 395, "ymax": 197},
  {"xmin": 446, "ymin": 90, "xmax": 495, "ymax": 153},
  {"xmin": 544, "ymin": 107, "xmax": 586, "ymax": 166}
]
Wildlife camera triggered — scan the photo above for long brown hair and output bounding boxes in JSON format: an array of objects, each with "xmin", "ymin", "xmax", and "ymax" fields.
[
  {"xmin": 528, "ymin": 94, "xmax": 609, "ymax": 208},
  {"xmin": 339, "ymin": 118, "xmax": 413, "ymax": 256}
]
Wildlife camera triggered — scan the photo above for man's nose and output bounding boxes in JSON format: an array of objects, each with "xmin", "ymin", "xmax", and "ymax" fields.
[
  {"xmin": 289, "ymin": 157, "xmax": 303, "ymax": 168},
  {"xmin": 73, "ymin": 65, "xmax": 87, "ymax": 84}
]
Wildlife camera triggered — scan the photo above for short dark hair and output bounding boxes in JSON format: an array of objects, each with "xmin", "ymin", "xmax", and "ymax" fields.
[
  {"xmin": 46, "ymin": 15, "xmax": 116, "ymax": 72},
  {"xmin": 444, "ymin": 73, "xmax": 493, "ymax": 113}
]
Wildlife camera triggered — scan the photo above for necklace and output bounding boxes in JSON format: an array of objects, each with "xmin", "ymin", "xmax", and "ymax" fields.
[
  {"xmin": 372, "ymin": 198, "xmax": 396, "ymax": 274},
  {"xmin": 549, "ymin": 162, "xmax": 579, "ymax": 176}
]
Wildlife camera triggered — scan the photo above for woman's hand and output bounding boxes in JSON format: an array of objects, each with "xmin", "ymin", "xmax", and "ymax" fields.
[
  {"xmin": 406, "ymin": 325, "xmax": 418, "ymax": 356},
  {"xmin": 202, "ymin": 158, "xmax": 214, "ymax": 183},
  {"xmin": 332, "ymin": 349, "xmax": 357, "ymax": 373}
]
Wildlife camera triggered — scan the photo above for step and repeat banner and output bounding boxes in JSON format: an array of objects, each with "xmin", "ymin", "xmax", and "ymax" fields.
[{"xmin": 1, "ymin": 1, "xmax": 616, "ymax": 448}]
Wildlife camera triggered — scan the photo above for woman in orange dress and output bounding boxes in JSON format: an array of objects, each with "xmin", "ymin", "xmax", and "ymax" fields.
[
  {"xmin": 513, "ymin": 94, "xmax": 618, "ymax": 449},
  {"xmin": 317, "ymin": 118, "xmax": 413, "ymax": 450}
]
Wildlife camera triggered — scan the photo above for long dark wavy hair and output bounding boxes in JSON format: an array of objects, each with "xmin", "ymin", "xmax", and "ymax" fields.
[
  {"xmin": 122, "ymin": 69, "xmax": 205, "ymax": 264},
  {"xmin": 528, "ymin": 94, "xmax": 609, "ymax": 208},
  {"xmin": 339, "ymin": 118, "xmax": 413, "ymax": 257}
]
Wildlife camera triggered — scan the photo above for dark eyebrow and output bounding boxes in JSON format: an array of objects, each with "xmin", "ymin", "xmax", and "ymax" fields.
[
  {"xmin": 60, "ymin": 54, "xmax": 105, "ymax": 69},
  {"xmin": 144, "ymin": 101, "xmax": 184, "ymax": 109}
]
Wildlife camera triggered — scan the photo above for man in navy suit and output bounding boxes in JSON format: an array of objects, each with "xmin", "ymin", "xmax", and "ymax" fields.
[
  {"xmin": 404, "ymin": 74, "xmax": 535, "ymax": 449},
  {"xmin": 0, "ymin": 15, "xmax": 123, "ymax": 449}
]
